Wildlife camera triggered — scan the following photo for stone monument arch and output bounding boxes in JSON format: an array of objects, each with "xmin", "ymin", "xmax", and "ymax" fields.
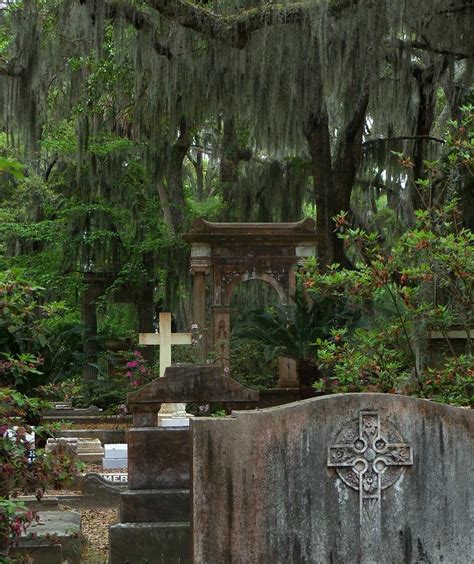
[{"xmin": 184, "ymin": 218, "xmax": 318, "ymax": 385}]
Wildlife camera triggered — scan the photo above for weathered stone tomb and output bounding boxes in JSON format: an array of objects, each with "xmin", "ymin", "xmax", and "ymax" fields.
[
  {"xmin": 109, "ymin": 365, "xmax": 259, "ymax": 564},
  {"xmin": 192, "ymin": 393, "xmax": 473, "ymax": 563}
]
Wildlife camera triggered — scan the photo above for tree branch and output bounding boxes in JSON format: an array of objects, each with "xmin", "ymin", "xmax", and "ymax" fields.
[
  {"xmin": 397, "ymin": 39, "xmax": 471, "ymax": 60},
  {"xmin": 80, "ymin": 0, "xmax": 173, "ymax": 57},
  {"xmin": 363, "ymin": 135, "xmax": 445, "ymax": 147},
  {"xmin": 144, "ymin": 0, "xmax": 474, "ymax": 53},
  {"xmin": 105, "ymin": 2, "xmax": 173, "ymax": 58},
  {"xmin": 145, "ymin": 0, "xmax": 310, "ymax": 48}
]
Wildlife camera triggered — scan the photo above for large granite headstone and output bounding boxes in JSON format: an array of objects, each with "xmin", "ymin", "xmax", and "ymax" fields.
[
  {"xmin": 192, "ymin": 394, "xmax": 473, "ymax": 564},
  {"xmin": 109, "ymin": 365, "xmax": 259, "ymax": 564}
]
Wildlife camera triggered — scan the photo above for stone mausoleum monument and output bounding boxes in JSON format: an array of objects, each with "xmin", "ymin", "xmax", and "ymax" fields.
[{"xmin": 184, "ymin": 218, "xmax": 318, "ymax": 385}]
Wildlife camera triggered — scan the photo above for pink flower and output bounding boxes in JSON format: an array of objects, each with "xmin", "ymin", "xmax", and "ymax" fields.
[
  {"xmin": 139, "ymin": 365, "xmax": 147, "ymax": 374},
  {"xmin": 126, "ymin": 371, "xmax": 133, "ymax": 378},
  {"xmin": 131, "ymin": 380, "xmax": 140, "ymax": 388}
]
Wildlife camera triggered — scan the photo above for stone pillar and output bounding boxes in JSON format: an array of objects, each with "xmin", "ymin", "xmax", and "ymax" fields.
[
  {"xmin": 192, "ymin": 270, "xmax": 207, "ymax": 361},
  {"xmin": 295, "ymin": 241, "xmax": 316, "ymax": 269},
  {"xmin": 82, "ymin": 291, "xmax": 99, "ymax": 390},
  {"xmin": 110, "ymin": 402, "xmax": 191, "ymax": 563},
  {"xmin": 213, "ymin": 307, "xmax": 231, "ymax": 368},
  {"xmin": 189, "ymin": 243, "xmax": 211, "ymax": 362},
  {"xmin": 277, "ymin": 357, "xmax": 298, "ymax": 388}
]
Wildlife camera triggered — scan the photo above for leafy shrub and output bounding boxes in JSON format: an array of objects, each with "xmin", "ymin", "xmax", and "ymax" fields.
[
  {"xmin": 228, "ymin": 338, "xmax": 278, "ymax": 390},
  {"xmin": 302, "ymin": 110, "xmax": 473, "ymax": 406},
  {"xmin": 0, "ymin": 389, "xmax": 80, "ymax": 552}
]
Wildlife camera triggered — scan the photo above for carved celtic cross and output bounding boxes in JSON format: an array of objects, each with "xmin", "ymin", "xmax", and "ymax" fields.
[{"xmin": 328, "ymin": 410, "xmax": 413, "ymax": 560}]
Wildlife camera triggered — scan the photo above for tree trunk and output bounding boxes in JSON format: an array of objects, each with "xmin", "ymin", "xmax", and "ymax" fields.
[
  {"xmin": 305, "ymin": 94, "xmax": 367, "ymax": 268},
  {"xmin": 156, "ymin": 178, "xmax": 176, "ymax": 235},
  {"xmin": 219, "ymin": 117, "xmax": 252, "ymax": 220},
  {"xmin": 305, "ymin": 107, "xmax": 337, "ymax": 269},
  {"xmin": 82, "ymin": 292, "xmax": 99, "ymax": 392},
  {"xmin": 167, "ymin": 118, "xmax": 191, "ymax": 231},
  {"xmin": 411, "ymin": 64, "xmax": 438, "ymax": 214},
  {"xmin": 136, "ymin": 280, "xmax": 155, "ymax": 365}
]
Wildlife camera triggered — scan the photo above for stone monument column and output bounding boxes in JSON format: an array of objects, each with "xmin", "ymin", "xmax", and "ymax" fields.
[
  {"xmin": 190, "ymin": 243, "xmax": 211, "ymax": 363},
  {"xmin": 213, "ymin": 307, "xmax": 231, "ymax": 368}
]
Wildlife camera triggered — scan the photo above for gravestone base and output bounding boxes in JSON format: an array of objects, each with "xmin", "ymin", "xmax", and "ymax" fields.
[
  {"xmin": 109, "ymin": 522, "xmax": 191, "ymax": 564},
  {"xmin": 120, "ymin": 489, "xmax": 189, "ymax": 522},
  {"xmin": 158, "ymin": 416, "xmax": 190, "ymax": 427}
]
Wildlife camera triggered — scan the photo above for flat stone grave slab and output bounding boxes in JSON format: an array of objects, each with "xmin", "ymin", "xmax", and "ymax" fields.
[
  {"xmin": 43, "ymin": 405, "xmax": 102, "ymax": 417},
  {"xmin": 46, "ymin": 437, "xmax": 104, "ymax": 462},
  {"xmin": 59, "ymin": 428, "xmax": 127, "ymax": 444},
  {"xmin": 103, "ymin": 443, "xmax": 127, "ymax": 469},
  {"xmin": 192, "ymin": 393, "xmax": 474, "ymax": 564},
  {"xmin": 10, "ymin": 510, "xmax": 84, "ymax": 563}
]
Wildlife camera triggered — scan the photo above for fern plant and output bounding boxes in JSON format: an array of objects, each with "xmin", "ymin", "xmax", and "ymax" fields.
[{"xmin": 233, "ymin": 286, "xmax": 355, "ymax": 391}]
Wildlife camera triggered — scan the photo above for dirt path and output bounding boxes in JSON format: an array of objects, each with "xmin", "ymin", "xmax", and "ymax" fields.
[{"xmin": 80, "ymin": 507, "xmax": 118, "ymax": 563}]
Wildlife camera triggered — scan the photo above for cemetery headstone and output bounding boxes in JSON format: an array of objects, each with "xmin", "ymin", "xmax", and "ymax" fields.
[
  {"xmin": 77, "ymin": 473, "xmax": 126, "ymax": 507},
  {"xmin": 109, "ymin": 365, "xmax": 259, "ymax": 564},
  {"xmin": 139, "ymin": 311, "xmax": 192, "ymax": 425},
  {"xmin": 102, "ymin": 443, "xmax": 127, "ymax": 470},
  {"xmin": 192, "ymin": 393, "xmax": 474, "ymax": 564}
]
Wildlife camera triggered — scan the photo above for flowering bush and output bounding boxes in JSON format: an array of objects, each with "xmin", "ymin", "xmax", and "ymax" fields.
[
  {"xmin": 0, "ymin": 389, "xmax": 80, "ymax": 554},
  {"xmin": 124, "ymin": 350, "xmax": 152, "ymax": 388},
  {"xmin": 302, "ymin": 109, "xmax": 473, "ymax": 406}
]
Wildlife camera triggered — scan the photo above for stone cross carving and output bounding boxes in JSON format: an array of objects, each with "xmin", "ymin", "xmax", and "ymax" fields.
[
  {"xmin": 139, "ymin": 312, "xmax": 192, "ymax": 378},
  {"xmin": 328, "ymin": 410, "xmax": 413, "ymax": 561}
]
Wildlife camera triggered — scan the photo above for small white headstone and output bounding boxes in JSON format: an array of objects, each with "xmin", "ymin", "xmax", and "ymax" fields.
[
  {"xmin": 104, "ymin": 444, "xmax": 127, "ymax": 458},
  {"xmin": 103, "ymin": 444, "xmax": 128, "ymax": 470}
]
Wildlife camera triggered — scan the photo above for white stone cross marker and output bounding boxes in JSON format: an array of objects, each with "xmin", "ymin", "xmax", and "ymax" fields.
[
  {"xmin": 139, "ymin": 312, "xmax": 192, "ymax": 377},
  {"xmin": 139, "ymin": 312, "xmax": 192, "ymax": 424}
]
